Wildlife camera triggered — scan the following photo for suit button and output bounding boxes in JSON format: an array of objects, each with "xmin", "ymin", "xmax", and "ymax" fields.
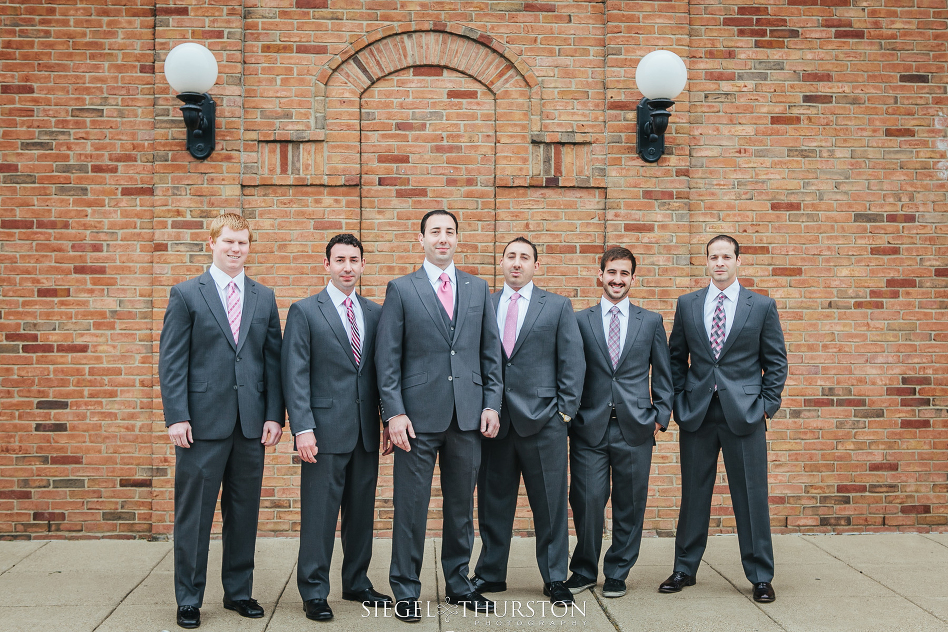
[
  {"xmin": 356, "ymin": 399, "xmax": 361, "ymax": 404},
  {"xmin": 507, "ymin": 363, "xmax": 511, "ymax": 367},
  {"xmin": 714, "ymin": 364, "xmax": 718, "ymax": 368},
  {"xmin": 607, "ymin": 402, "xmax": 612, "ymax": 407},
  {"xmin": 451, "ymin": 350, "xmax": 456, "ymax": 355},
  {"xmin": 233, "ymin": 385, "xmax": 238, "ymax": 390},
  {"xmin": 448, "ymin": 376, "xmax": 453, "ymax": 381},
  {"xmin": 236, "ymin": 357, "xmax": 241, "ymax": 362},
  {"xmin": 506, "ymin": 388, "xmax": 511, "ymax": 392},
  {"xmin": 612, "ymin": 377, "xmax": 617, "ymax": 382}
]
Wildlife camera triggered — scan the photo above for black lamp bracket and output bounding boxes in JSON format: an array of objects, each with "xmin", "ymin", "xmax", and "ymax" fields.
[
  {"xmin": 636, "ymin": 97, "xmax": 675, "ymax": 163},
  {"xmin": 176, "ymin": 92, "xmax": 216, "ymax": 160}
]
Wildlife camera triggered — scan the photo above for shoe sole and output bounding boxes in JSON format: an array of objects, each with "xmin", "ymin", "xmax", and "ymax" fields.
[
  {"xmin": 475, "ymin": 585, "xmax": 507, "ymax": 593},
  {"xmin": 176, "ymin": 622, "xmax": 199, "ymax": 630},
  {"xmin": 223, "ymin": 604, "xmax": 264, "ymax": 619},
  {"xmin": 602, "ymin": 589, "xmax": 626, "ymax": 598},
  {"xmin": 753, "ymin": 595, "xmax": 776, "ymax": 603},
  {"xmin": 566, "ymin": 582, "xmax": 595, "ymax": 595},
  {"xmin": 305, "ymin": 612, "xmax": 334, "ymax": 622}
]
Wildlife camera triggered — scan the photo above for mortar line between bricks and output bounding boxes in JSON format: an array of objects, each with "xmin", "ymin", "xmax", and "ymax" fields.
[
  {"xmin": 802, "ymin": 536, "xmax": 948, "ymax": 626},
  {"xmin": 702, "ymin": 560, "xmax": 789, "ymax": 631},
  {"xmin": 0, "ymin": 541, "xmax": 49, "ymax": 577},
  {"xmin": 90, "ymin": 546, "xmax": 172, "ymax": 632},
  {"xmin": 262, "ymin": 559, "xmax": 295, "ymax": 632}
]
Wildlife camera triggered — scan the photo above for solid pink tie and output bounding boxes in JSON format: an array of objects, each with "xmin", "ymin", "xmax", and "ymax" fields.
[
  {"xmin": 437, "ymin": 272, "xmax": 453, "ymax": 319},
  {"xmin": 226, "ymin": 281, "xmax": 240, "ymax": 344},
  {"xmin": 502, "ymin": 292, "xmax": 521, "ymax": 357}
]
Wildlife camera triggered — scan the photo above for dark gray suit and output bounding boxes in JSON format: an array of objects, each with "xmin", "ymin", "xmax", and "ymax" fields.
[
  {"xmin": 474, "ymin": 286, "xmax": 585, "ymax": 585},
  {"xmin": 281, "ymin": 288, "xmax": 382, "ymax": 602},
  {"xmin": 159, "ymin": 270, "xmax": 284, "ymax": 607},
  {"xmin": 375, "ymin": 266, "xmax": 503, "ymax": 600},
  {"xmin": 668, "ymin": 284, "xmax": 787, "ymax": 584},
  {"xmin": 569, "ymin": 302, "xmax": 673, "ymax": 581}
]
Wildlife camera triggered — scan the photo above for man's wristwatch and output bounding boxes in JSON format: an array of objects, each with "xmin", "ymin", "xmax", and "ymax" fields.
[{"xmin": 559, "ymin": 412, "xmax": 571, "ymax": 423}]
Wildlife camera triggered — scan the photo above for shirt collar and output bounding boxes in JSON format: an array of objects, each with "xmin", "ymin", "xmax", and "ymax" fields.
[
  {"xmin": 209, "ymin": 263, "xmax": 244, "ymax": 292},
  {"xmin": 501, "ymin": 281, "xmax": 533, "ymax": 303},
  {"xmin": 325, "ymin": 281, "xmax": 356, "ymax": 308},
  {"xmin": 423, "ymin": 258, "xmax": 456, "ymax": 285},
  {"xmin": 600, "ymin": 296, "xmax": 629, "ymax": 317},
  {"xmin": 709, "ymin": 279, "xmax": 741, "ymax": 302}
]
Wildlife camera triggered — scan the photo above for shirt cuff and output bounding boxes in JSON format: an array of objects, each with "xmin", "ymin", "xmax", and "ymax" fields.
[{"xmin": 295, "ymin": 429, "xmax": 314, "ymax": 436}]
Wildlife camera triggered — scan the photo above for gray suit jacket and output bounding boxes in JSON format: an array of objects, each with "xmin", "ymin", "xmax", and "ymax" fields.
[
  {"xmin": 375, "ymin": 266, "xmax": 504, "ymax": 433},
  {"xmin": 491, "ymin": 287, "xmax": 585, "ymax": 439},
  {"xmin": 159, "ymin": 270, "xmax": 285, "ymax": 440},
  {"xmin": 573, "ymin": 302, "xmax": 673, "ymax": 447},
  {"xmin": 669, "ymin": 285, "xmax": 788, "ymax": 436},
  {"xmin": 281, "ymin": 289, "xmax": 382, "ymax": 454}
]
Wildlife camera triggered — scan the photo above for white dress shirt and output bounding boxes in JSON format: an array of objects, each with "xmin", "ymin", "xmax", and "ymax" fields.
[
  {"xmin": 496, "ymin": 281, "xmax": 534, "ymax": 343},
  {"xmin": 703, "ymin": 279, "xmax": 741, "ymax": 340},
  {"xmin": 422, "ymin": 258, "xmax": 458, "ymax": 306},
  {"xmin": 600, "ymin": 296, "xmax": 631, "ymax": 356},
  {"xmin": 298, "ymin": 283, "xmax": 365, "ymax": 437},
  {"xmin": 208, "ymin": 263, "xmax": 245, "ymax": 313}
]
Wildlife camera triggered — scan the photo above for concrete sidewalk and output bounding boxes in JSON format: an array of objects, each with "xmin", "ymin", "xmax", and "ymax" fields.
[{"xmin": 0, "ymin": 534, "xmax": 946, "ymax": 631}]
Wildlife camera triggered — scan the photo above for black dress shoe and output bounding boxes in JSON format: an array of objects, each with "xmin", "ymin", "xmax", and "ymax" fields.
[
  {"xmin": 543, "ymin": 581, "xmax": 575, "ymax": 605},
  {"xmin": 176, "ymin": 605, "xmax": 200, "ymax": 629},
  {"xmin": 444, "ymin": 591, "xmax": 495, "ymax": 613},
  {"xmin": 342, "ymin": 587, "xmax": 393, "ymax": 605},
  {"xmin": 223, "ymin": 596, "xmax": 264, "ymax": 618},
  {"xmin": 471, "ymin": 574, "xmax": 507, "ymax": 593},
  {"xmin": 303, "ymin": 599, "xmax": 334, "ymax": 621},
  {"xmin": 753, "ymin": 582, "xmax": 776, "ymax": 603},
  {"xmin": 563, "ymin": 572, "xmax": 596, "ymax": 594},
  {"xmin": 659, "ymin": 571, "xmax": 696, "ymax": 593},
  {"xmin": 393, "ymin": 600, "xmax": 422, "ymax": 623},
  {"xmin": 602, "ymin": 578, "xmax": 627, "ymax": 598}
]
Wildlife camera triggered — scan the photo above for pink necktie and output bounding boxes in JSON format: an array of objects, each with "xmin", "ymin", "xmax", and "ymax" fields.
[
  {"xmin": 226, "ymin": 281, "xmax": 240, "ymax": 344},
  {"xmin": 437, "ymin": 272, "xmax": 453, "ymax": 320},
  {"xmin": 345, "ymin": 297, "xmax": 361, "ymax": 365},
  {"xmin": 502, "ymin": 292, "xmax": 521, "ymax": 357},
  {"xmin": 607, "ymin": 306, "xmax": 621, "ymax": 369}
]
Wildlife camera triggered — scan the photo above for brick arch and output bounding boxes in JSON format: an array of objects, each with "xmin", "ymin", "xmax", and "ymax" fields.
[{"xmin": 320, "ymin": 26, "xmax": 536, "ymax": 185}]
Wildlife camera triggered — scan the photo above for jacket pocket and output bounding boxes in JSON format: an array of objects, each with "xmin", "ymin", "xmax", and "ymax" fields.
[
  {"xmin": 310, "ymin": 397, "xmax": 333, "ymax": 408},
  {"xmin": 252, "ymin": 317, "xmax": 267, "ymax": 324},
  {"xmin": 743, "ymin": 385, "xmax": 761, "ymax": 395},
  {"xmin": 684, "ymin": 378, "xmax": 696, "ymax": 392},
  {"xmin": 537, "ymin": 387, "xmax": 557, "ymax": 398},
  {"xmin": 472, "ymin": 372, "xmax": 483, "ymax": 386},
  {"xmin": 402, "ymin": 372, "xmax": 428, "ymax": 389},
  {"xmin": 636, "ymin": 398, "xmax": 653, "ymax": 408},
  {"xmin": 256, "ymin": 381, "xmax": 266, "ymax": 392},
  {"xmin": 188, "ymin": 381, "xmax": 208, "ymax": 392}
]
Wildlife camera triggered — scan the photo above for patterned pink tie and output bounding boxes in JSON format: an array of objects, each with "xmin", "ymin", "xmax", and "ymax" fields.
[
  {"xmin": 345, "ymin": 297, "xmax": 361, "ymax": 365},
  {"xmin": 607, "ymin": 305, "xmax": 621, "ymax": 369},
  {"xmin": 226, "ymin": 281, "xmax": 240, "ymax": 344},
  {"xmin": 710, "ymin": 292, "xmax": 726, "ymax": 359},
  {"xmin": 437, "ymin": 272, "xmax": 453, "ymax": 320},
  {"xmin": 502, "ymin": 292, "xmax": 521, "ymax": 357}
]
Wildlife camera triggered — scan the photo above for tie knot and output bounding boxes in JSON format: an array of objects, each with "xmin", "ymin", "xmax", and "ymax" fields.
[
  {"xmin": 717, "ymin": 292, "xmax": 726, "ymax": 304},
  {"xmin": 439, "ymin": 273, "xmax": 450, "ymax": 283},
  {"xmin": 511, "ymin": 292, "xmax": 520, "ymax": 302},
  {"xmin": 609, "ymin": 305, "xmax": 620, "ymax": 315},
  {"xmin": 344, "ymin": 296, "xmax": 352, "ymax": 307}
]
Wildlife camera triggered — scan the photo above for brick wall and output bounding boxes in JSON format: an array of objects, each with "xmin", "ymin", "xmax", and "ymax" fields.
[{"xmin": 0, "ymin": 0, "xmax": 944, "ymax": 539}]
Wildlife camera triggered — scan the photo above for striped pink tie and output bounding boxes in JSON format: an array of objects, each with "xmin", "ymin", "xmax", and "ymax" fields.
[{"xmin": 226, "ymin": 281, "xmax": 240, "ymax": 344}]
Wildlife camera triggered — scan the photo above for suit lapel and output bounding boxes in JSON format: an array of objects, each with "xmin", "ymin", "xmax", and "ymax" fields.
[
  {"xmin": 356, "ymin": 294, "xmax": 376, "ymax": 374},
  {"xmin": 235, "ymin": 277, "xmax": 258, "ymax": 353},
  {"xmin": 410, "ymin": 268, "xmax": 451, "ymax": 343},
  {"xmin": 691, "ymin": 286, "xmax": 715, "ymax": 358},
  {"xmin": 452, "ymin": 270, "xmax": 472, "ymax": 342},
  {"xmin": 199, "ymin": 271, "xmax": 238, "ymax": 352},
  {"xmin": 716, "ymin": 286, "xmax": 754, "ymax": 359},
  {"xmin": 318, "ymin": 290, "xmax": 359, "ymax": 371},
  {"xmin": 509, "ymin": 288, "xmax": 545, "ymax": 359},
  {"xmin": 615, "ymin": 304, "xmax": 644, "ymax": 369},
  {"xmin": 586, "ymin": 304, "xmax": 610, "ymax": 367}
]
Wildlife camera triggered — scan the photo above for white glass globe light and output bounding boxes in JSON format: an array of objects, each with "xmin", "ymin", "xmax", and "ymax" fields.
[
  {"xmin": 164, "ymin": 43, "xmax": 219, "ymax": 94},
  {"xmin": 635, "ymin": 50, "xmax": 687, "ymax": 100}
]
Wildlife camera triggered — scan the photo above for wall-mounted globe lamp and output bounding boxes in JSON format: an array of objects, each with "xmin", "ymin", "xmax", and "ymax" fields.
[
  {"xmin": 163, "ymin": 43, "xmax": 219, "ymax": 160},
  {"xmin": 634, "ymin": 50, "xmax": 688, "ymax": 163}
]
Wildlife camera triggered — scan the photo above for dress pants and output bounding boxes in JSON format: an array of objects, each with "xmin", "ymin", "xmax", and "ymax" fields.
[
  {"xmin": 297, "ymin": 433, "xmax": 379, "ymax": 601},
  {"xmin": 390, "ymin": 415, "xmax": 480, "ymax": 601},
  {"xmin": 475, "ymin": 414, "xmax": 568, "ymax": 584},
  {"xmin": 173, "ymin": 422, "xmax": 265, "ymax": 607},
  {"xmin": 673, "ymin": 395, "xmax": 774, "ymax": 583},
  {"xmin": 569, "ymin": 413, "xmax": 653, "ymax": 582}
]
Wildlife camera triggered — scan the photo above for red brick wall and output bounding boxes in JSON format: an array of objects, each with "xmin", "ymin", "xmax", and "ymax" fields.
[{"xmin": 0, "ymin": 0, "xmax": 945, "ymax": 539}]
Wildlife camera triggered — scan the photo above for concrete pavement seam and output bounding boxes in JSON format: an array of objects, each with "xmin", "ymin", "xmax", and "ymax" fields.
[
  {"xmin": 434, "ymin": 538, "xmax": 443, "ymax": 632},
  {"xmin": 0, "ymin": 541, "xmax": 49, "ymax": 576},
  {"xmin": 701, "ymin": 560, "xmax": 789, "ymax": 631},
  {"xmin": 801, "ymin": 535, "xmax": 948, "ymax": 627},
  {"xmin": 262, "ymin": 559, "xmax": 295, "ymax": 631},
  {"xmin": 587, "ymin": 586, "xmax": 624, "ymax": 632},
  {"xmin": 920, "ymin": 533, "xmax": 948, "ymax": 550},
  {"xmin": 90, "ymin": 545, "xmax": 172, "ymax": 631}
]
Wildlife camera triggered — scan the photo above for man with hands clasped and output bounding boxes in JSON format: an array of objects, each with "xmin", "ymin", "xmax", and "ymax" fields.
[
  {"xmin": 159, "ymin": 213, "xmax": 284, "ymax": 629},
  {"xmin": 281, "ymin": 233, "xmax": 391, "ymax": 622},
  {"xmin": 375, "ymin": 210, "xmax": 504, "ymax": 622}
]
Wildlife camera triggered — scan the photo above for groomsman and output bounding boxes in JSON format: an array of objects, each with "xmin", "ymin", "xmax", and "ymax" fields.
[
  {"xmin": 566, "ymin": 247, "xmax": 673, "ymax": 598},
  {"xmin": 375, "ymin": 210, "xmax": 504, "ymax": 622},
  {"xmin": 659, "ymin": 235, "xmax": 787, "ymax": 603},
  {"xmin": 159, "ymin": 213, "xmax": 284, "ymax": 629},
  {"xmin": 281, "ymin": 234, "xmax": 392, "ymax": 621},
  {"xmin": 472, "ymin": 237, "xmax": 585, "ymax": 606}
]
